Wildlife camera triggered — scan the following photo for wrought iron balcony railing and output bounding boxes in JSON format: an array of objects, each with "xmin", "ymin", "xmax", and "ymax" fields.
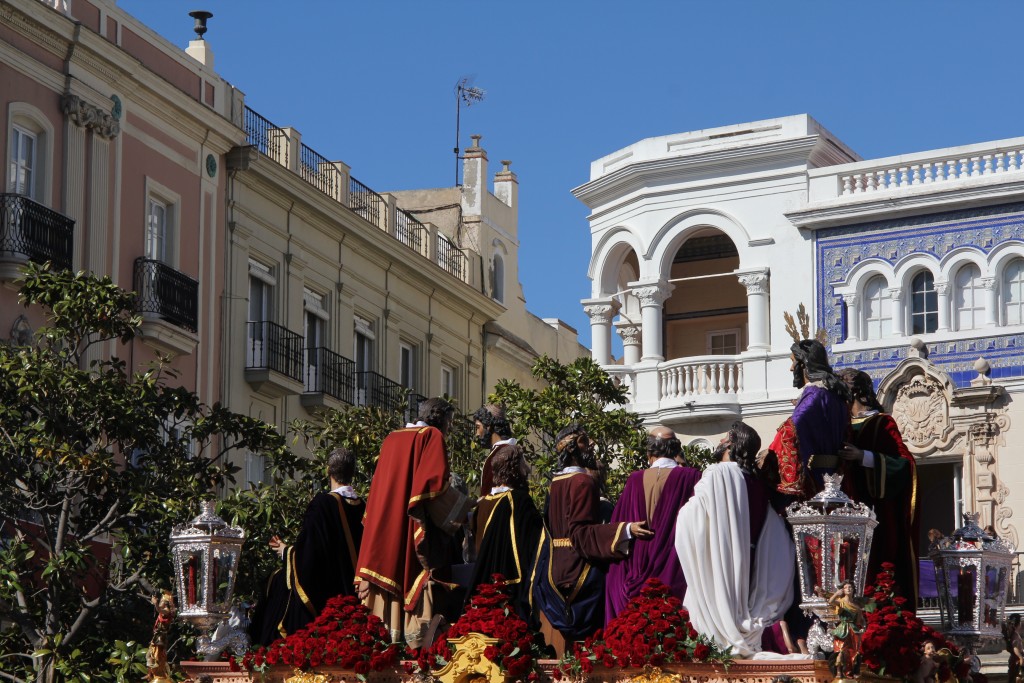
[
  {"xmin": 404, "ymin": 392, "xmax": 427, "ymax": 425},
  {"xmin": 246, "ymin": 321, "xmax": 304, "ymax": 382},
  {"xmin": 354, "ymin": 371, "xmax": 405, "ymax": 412},
  {"xmin": 436, "ymin": 234, "xmax": 468, "ymax": 282},
  {"xmin": 395, "ymin": 209, "xmax": 426, "ymax": 255},
  {"xmin": 304, "ymin": 347, "xmax": 355, "ymax": 404},
  {"xmin": 0, "ymin": 193, "xmax": 74, "ymax": 272},
  {"xmin": 133, "ymin": 258, "xmax": 199, "ymax": 333}
]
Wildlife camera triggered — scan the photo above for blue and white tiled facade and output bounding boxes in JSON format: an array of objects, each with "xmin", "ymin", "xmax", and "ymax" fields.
[{"xmin": 818, "ymin": 202, "xmax": 1024, "ymax": 387}]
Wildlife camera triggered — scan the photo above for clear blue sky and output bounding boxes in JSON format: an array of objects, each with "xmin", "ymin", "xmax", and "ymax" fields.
[{"xmin": 120, "ymin": 0, "xmax": 1024, "ymax": 351}]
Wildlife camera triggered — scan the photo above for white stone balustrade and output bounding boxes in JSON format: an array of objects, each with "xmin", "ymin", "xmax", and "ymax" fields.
[
  {"xmin": 805, "ymin": 136, "xmax": 1024, "ymax": 204},
  {"xmin": 659, "ymin": 355, "xmax": 743, "ymax": 400},
  {"xmin": 604, "ymin": 366, "xmax": 636, "ymax": 403}
]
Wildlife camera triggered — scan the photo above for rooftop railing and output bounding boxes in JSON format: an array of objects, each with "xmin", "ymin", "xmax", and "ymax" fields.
[
  {"xmin": 395, "ymin": 209, "xmax": 427, "ymax": 256},
  {"xmin": 348, "ymin": 176, "xmax": 385, "ymax": 230},
  {"xmin": 436, "ymin": 234, "xmax": 469, "ymax": 283},
  {"xmin": 241, "ymin": 105, "xmax": 474, "ymax": 286}
]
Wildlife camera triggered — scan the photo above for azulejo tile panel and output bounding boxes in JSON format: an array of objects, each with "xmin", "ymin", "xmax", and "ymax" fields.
[{"xmin": 815, "ymin": 202, "xmax": 1024, "ymax": 385}]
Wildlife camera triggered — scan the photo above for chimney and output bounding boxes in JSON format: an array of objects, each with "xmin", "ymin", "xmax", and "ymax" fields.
[
  {"xmin": 185, "ymin": 11, "xmax": 215, "ymax": 68},
  {"xmin": 494, "ymin": 159, "xmax": 518, "ymax": 215},
  {"xmin": 461, "ymin": 134, "xmax": 487, "ymax": 217}
]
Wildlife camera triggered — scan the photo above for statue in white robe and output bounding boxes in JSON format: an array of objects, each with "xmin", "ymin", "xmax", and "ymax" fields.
[{"xmin": 675, "ymin": 460, "xmax": 795, "ymax": 657}]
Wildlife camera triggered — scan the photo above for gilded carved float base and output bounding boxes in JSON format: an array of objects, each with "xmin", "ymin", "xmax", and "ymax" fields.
[{"xmin": 181, "ymin": 658, "xmax": 832, "ymax": 683}]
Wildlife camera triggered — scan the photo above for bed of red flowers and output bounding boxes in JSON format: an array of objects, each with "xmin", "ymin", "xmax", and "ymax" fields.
[
  {"xmin": 554, "ymin": 578, "xmax": 731, "ymax": 680},
  {"xmin": 229, "ymin": 594, "xmax": 401, "ymax": 679},
  {"xmin": 861, "ymin": 563, "xmax": 966, "ymax": 681},
  {"xmin": 409, "ymin": 575, "xmax": 546, "ymax": 681}
]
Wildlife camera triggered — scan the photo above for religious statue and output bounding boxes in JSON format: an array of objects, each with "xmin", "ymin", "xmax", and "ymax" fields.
[
  {"xmin": 147, "ymin": 590, "xmax": 176, "ymax": 683},
  {"xmin": 825, "ymin": 581, "xmax": 866, "ymax": 680}
]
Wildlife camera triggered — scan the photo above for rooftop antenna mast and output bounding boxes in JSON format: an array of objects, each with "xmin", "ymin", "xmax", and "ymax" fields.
[{"xmin": 454, "ymin": 76, "xmax": 485, "ymax": 186}]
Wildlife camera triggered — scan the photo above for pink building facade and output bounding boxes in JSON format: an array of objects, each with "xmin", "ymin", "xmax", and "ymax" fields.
[{"xmin": 0, "ymin": 0, "xmax": 240, "ymax": 403}]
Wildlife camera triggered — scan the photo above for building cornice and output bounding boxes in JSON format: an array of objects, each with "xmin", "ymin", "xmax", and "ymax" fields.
[
  {"xmin": 572, "ymin": 136, "xmax": 839, "ymax": 210},
  {"xmin": 786, "ymin": 179, "xmax": 1024, "ymax": 230}
]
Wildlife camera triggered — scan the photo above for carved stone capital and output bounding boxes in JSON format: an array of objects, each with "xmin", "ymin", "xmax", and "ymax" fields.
[
  {"xmin": 61, "ymin": 94, "xmax": 120, "ymax": 139},
  {"xmin": 582, "ymin": 299, "xmax": 618, "ymax": 325},
  {"xmin": 632, "ymin": 285, "xmax": 671, "ymax": 308},
  {"xmin": 979, "ymin": 276, "xmax": 997, "ymax": 291},
  {"xmin": 844, "ymin": 293, "xmax": 859, "ymax": 308},
  {"xmin": 933, "ymin": 280, "xmax": 950, "ymax": 296},
  {"xmin": 614, "ymin": 321, "xmax": 642, "ymax": 346},
  {"xmin": 886, "ymin": 287, "xmax": 903, "ymax": 300},
  {"xmin": 737, "ymin": 271, "xmax": 769, "ymax": 295}
]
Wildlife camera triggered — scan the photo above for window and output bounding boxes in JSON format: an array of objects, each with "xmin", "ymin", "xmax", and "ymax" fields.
[
  {"xmin": 1003, "ymin": 258, "xmax": 1024, "ymax": 325},
  {"xmin": 910, "ymin": 271, "xmax": 938, "ymax": 335},
  {"xmin": 247, "ymin": 260, "xmax": 275, "ymax": 366},
  {"xmin": 400, "ymin": 342, "xmax": 417, "ymax": 390},
  {"xmin": 954, "ymin": 264, "xmax": 984, "ymax": 331},
  {"xmin": 706, "ymin": 329, "xmax": 739, "ymax": 355},
  {"xmin": 7, "ymin": 105, "xmax": 54, "ymax": 205},
  {"xmin": 354, "ymin": 316, "xmax": 375, "ymax": 405},
  {"xmin": 441, "ymin": 364, "xmax": 456, "ymax": 399},
  {"xmin": 145, "ymin": 197, "xmax": 168, "ymax": 262},
  {"xmin": 8, "ymin": 125, "xmax": 35, "ymax": 198},
  {"xmin": 303, "ymin": 289, "xmax": 328, "ymax": 391},
  {"xmin": 491, "ymin": 254, "xmax": 505, "ymax": 304},
  {"xmin": 244, "ymin": 451, "xmax": 265, "ymax": 489},
  {"xmin": 862, "ymin": 275, "xmax": 891, "ymax": 340}
]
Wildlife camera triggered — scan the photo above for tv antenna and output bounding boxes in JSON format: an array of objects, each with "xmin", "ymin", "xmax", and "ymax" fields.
[{"xmin": 454, "ymin": 76, "xmax": 486, "ymax": 186}]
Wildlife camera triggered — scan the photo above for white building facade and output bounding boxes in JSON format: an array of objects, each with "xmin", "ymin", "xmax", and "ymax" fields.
[{"xmin": 576, "ymin": 114, "xmax": 1024, "ymax": 561}]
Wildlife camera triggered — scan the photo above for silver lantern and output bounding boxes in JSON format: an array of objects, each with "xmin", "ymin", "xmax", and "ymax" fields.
[
  {"xmin": 785, "ymin": 473, "xmax": 877, "ymax": 654},
  {"xmin": 930, "ymin": 512, "xmax": 1015, "ymax": 647},
  {"xmin": 169, "ymin": 500, "xmax": 245, "ymax": 634}
]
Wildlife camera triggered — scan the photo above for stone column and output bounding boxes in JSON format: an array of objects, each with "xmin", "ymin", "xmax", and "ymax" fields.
[
  {"xmin": 844, "ymin": 293, "xmax": 860, "ymax": 342},
  {"xmin": 737, "ymin": 269, "xmax": 770, "ymax": 351},
  {"xmin": 582, "ymin": 298, "xmax": 619, "ymax": 366},
  {"xmin": 980, "ymin": 277, "xmax": 999, "ymax": 327},
  {"xmin": 629, "ymin": 279, "xmax": 673, "ymax": 362},
  {"xmin": 888, "ymin": 287, "xmax": 904, "ymax": 336},
  {"xmin": 935, "ymin": 280, "xmax": 951, "ymax": 332},
  {"xmin": 614, "ymin": 320, "xmax": 642, "ymax": 365}
]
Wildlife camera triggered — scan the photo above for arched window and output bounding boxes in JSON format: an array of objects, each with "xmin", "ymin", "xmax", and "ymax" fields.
[
  {"xmin": 862, "ymin": 275, "xmax": 890, "ymax": 340},
  {"xmin": 1003, "ymin": 258, "xmax": 1024, "ymax": 325},
  {"xmin": 953, "ymin": 264, "xmax": 984, "ymax": 331},
  {"xmin": 6, "ymin": 104, "xmax": 54, "ymax": 204},
  {"xmin": 491, "ymin": 253, "xmax": 505, "ymax": 304},
  {"xmin": 910, "ymin": 271, "xmax": 937, "ymax": 334}
]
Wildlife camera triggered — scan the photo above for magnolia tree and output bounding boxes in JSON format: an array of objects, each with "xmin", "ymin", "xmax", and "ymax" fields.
[
  {"xmin": 489, "ymin": 355, "xmax": 648, "ymax": 503},
  {"xmin": 0, "ymin": 264, "xmax": 302, "ymax": 683}
]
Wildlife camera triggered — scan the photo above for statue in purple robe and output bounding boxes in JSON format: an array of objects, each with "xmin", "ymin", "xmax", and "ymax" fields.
[{"xmin": 605, "ymin": 427, "xmax": 701, "ymax": 623}]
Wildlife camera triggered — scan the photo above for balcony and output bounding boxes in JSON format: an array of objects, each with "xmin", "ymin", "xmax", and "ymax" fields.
[
  {"xmin": 606, "ymin": 352, "xmax": 793, "ymax": 424},
  {"xmin": 245, "ymin": 321, "xmax": 305, "ymax": 397},
  {"xmin": 404, "ymin": 392, "xmax": 427, "ymax": 425},
  {"xmin": 354, "ymin": 371, "xmax": 405, "ymax": 412},
  {"xmin": 0, "ymin": 194, "xmax": 74, "ymax": 281},
  {"xmin": 133, "ymin": 258, "xmax": 199, "ymax": 355},
  {"xmin": 300, "ymin": 347, "xmax": 355, "ymax": 412}
]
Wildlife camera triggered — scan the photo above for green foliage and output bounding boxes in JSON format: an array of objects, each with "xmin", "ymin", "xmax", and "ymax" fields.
[
  {"xmin": 0, "ymin": 263, "xmax": 295, "ymax": 683},
  {"xmin": 680, "ymin": 443, "xmax": 715, "ymax": 471},
  {"xmin": 291, "ymin": 400, "xmax": 486, "ymax": 501},
  {"xmin": 489, "ymin": 355, "xmax": 646, "ymax": 503}
]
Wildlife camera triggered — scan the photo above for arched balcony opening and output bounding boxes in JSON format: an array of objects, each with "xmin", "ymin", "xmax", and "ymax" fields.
[{"xmin": 663, "ymin": 229, "xmax": 747, "ymax": 360}]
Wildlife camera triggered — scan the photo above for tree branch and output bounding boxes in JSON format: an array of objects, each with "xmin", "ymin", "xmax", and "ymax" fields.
[
  {"xmin": 61, "ymin": 595, "xmax": 101, "ymax": 647},
  {"xmin": 79, "ymin": 499, "xmax": 121, "ymax": 543},
  {"xmin": 0, "ymin": 669, "xmax": 28, "ymax": 683}
]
